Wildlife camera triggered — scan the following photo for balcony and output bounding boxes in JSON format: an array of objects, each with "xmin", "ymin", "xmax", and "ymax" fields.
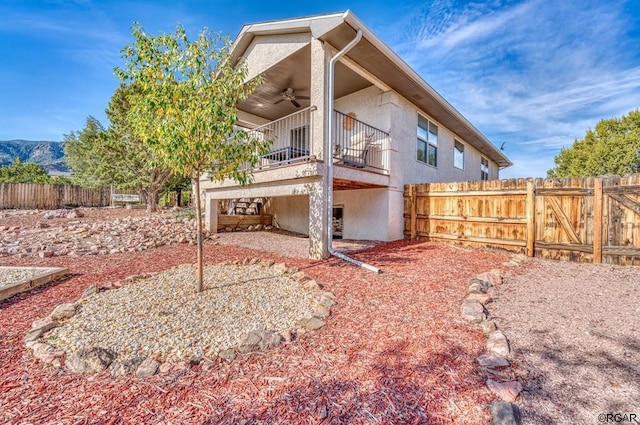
[
  {"xmin": 244, "ymin": 106, "xmax": 315, "ymax": 169},
  {"xmin": 332, "ymin": 110, "xmax": 390, "ymax": 172},
  {"xmin": 241, "ymin": 107, "xmax": 390, "ymax": 173}
]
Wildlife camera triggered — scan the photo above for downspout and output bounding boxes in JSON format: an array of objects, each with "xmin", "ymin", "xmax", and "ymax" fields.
[{"xmin": 325, "ymin": 28, "xmax": 381, "ymax": 274}]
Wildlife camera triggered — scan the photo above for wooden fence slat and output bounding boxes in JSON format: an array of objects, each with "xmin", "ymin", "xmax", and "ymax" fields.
[
  {"xmin": 526, "ymin": 181, "xmax": 535, "ymax": 257},
  {"xmin": 593, "ymin": 178, "xmax": 603, "ymax": 263},
  {"xmin": 410, "ymin": 185, "xmax": 417, "ymax": 239}
]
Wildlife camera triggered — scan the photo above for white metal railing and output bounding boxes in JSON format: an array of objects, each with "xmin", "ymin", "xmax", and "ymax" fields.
[
  {"xmin": 244, "ymin": 106, "xmax": 316, "ymax": 169},
  {"xmin": 332, "ymin": 110, "xmax": 390, "ymax": 172}
]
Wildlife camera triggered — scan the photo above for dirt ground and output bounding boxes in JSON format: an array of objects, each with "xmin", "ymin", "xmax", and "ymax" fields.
[{"xmin": 491, "ymin": 259, "xmax": 640, "ymax": 424}]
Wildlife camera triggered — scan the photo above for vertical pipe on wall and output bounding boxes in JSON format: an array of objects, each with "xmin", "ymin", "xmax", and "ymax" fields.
[{"xmin": 325, "ymin": 27, "xmax": 380, "ymax": 273}]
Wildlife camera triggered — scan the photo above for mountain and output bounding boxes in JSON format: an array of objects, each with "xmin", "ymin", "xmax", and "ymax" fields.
[{"xmin": 0, "ymin": 140, "xmax": 68, "ymax": 173}]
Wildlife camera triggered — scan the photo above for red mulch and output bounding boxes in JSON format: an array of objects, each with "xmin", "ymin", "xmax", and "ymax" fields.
[{"xmin": 0, "ymin": 239, "xmax": 508, "ymax": 424}]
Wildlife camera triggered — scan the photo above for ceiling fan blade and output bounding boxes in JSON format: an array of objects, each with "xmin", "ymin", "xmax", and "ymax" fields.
[
  {"xmin": 290, "ymin": 98, "xmax": 301, "ymax": 108},
  {"xmin": 273, "ymin": 98, "xmax": 285, "ymax": 104},
  {"xmin": 296, "ymin": 95, "xmax": 310, "ymax": 100}
]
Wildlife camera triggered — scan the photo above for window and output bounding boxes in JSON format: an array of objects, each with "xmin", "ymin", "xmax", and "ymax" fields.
[
  {"xmin": 454, "ymin": 140, "xmax": 464, "ymax": 169},
  {"xmin": 417, "ymin": 114, "xmax": 438, "ymax": 166},
  {"xmin": 481, "ymin": 157, "xmax": 489, "ymax": 180}
]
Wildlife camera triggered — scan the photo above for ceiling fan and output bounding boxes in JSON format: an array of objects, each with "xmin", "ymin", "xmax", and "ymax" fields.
[{"xmin": 274, "ymin": 87, "xmax": 309, "ymax": 108}]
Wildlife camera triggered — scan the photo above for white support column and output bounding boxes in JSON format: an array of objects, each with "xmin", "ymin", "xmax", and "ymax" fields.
[
  {"xmin": 310, "ymin": 37, "xmax": 330, "ymax": 259},
  {"xmin": 204, "ymin": 194, "xmax": 219, "ymax": 233},
  {"xmin": 308, "ymin": 181, "xmax": 325, "ymax": 259}
]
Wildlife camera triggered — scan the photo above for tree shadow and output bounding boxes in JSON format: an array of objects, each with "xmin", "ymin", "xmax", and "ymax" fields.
[
  {"xmin": 511, "ymin": 330, "xmax": 640, "ymax": 424},
  {"xmin": 201, "ymin": 341, "xmax": 488, "ymax": 424}
]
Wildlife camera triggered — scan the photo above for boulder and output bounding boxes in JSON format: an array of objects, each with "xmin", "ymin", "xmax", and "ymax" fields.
[
  {"xmin": 480, "ymin": 320, "xmax": 498, "ymax": 334},
  {"xmin": 477, "ymin": 270, "xmax": 502, "ymax": 287},
  {"xmin": 477, "ymin": 354, "xmax": 510, "ymax": 368},
  {"xmin": 238, "ymin": 330, "xmax": 263, "ymax": 354},
  {"xmin": 81, "ymin": 283, "xmax": 98, "ymax": 299},
  {"xmin": 25, "ymin": 318, "xmax": 57, "ymax": 342},
  {"xmin": 490, "ymin": 401, "xmax": 521, "ymax": 425},
  {"xmin": 218, "ymin": 348, "xmax": 236, "ymax": 361},
  {"xmin": 66, "ymin": 347, "xmax": 116, "ymax": 374},
  {"xmin": 50, "ymin": 303, "xmax": 77, "ymax": 321},
  {"xmin": 468, "ymin": 278, "xmax": 490, "ymax": 294},
  {"xmin": 486, "ymin": 379, "xmax": 523, "ymax": 402},
  {"xmin": 487, "ymin": 331, "xmax": 510, "ymax": 357},
  {"xmin": 135, "ymin": 358, "xmax": 160, "ymax": 377},
  {"xmin": 466, "ymin": 293, "xmax": 492, "ymax": 305},
  {"xmin": 461, "ymin": 300, "xmax": 486, "ymax": 323},
  {"xmin": 297, "ymin": 317, "xmax": 326, "ymax": 331}
]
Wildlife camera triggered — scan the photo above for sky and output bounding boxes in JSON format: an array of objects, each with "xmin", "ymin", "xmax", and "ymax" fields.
[{"xmin": 1, "ymin": 0, "xmax": 639, "ymax": 178}]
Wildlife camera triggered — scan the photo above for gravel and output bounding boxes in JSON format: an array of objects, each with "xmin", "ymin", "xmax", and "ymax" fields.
[
  {"xmin": 0, "ymin": 267, "xmax": 56, "ymax": 288},
  {"xmin": 491, "ymin": 259, "xmax": 640, "ymax": 425},
  {"xmin": 48, "ymin": 263, "xmax": 319, "ymax": 362}
]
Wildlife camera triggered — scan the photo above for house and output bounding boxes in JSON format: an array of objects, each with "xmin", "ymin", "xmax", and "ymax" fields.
[{"xmin": 201, "ymin": 10, "xmax": 512, "ymax": 259}]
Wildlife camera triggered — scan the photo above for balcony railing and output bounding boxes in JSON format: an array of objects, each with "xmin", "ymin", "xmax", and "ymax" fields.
[
  {"xmin": 332, "ymin": 110, "xmax": 390, "ymax": 171},
  {"xmin": 244, "ymin": 106, "xmax": 315, "ymax": 169}
]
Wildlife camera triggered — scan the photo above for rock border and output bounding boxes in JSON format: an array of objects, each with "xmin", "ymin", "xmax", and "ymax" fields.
[
  {"xmin": 460, "ymin": 253, "xmax": 527, "ymax": 425},
  {"xmin": 24, "ymin": 258, "xmax": 336, "ymax": 377}
]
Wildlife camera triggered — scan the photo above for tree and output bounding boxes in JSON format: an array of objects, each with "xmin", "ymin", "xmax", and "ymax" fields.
[
  {"xmin": 548, "ymin": 110, "xmax": 640, "ymax": 177},
  {"xmin": 116, "ymin": 23, "xmax": 269, "ymax": 292},
  {"xmin": 64, "ymin": 84, "xmax": 173, "ymax": 212},
  {"xmin": 0, "ymin": 158, "xmax": 52, "ymax": 183}
]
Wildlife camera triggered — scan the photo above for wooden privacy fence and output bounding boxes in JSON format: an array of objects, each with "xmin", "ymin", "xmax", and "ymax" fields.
[
  {"xmin": 0, "ymin": 183, "xmax": 111, "ymax": 210},
  {"xmin": 404, "ymin": 174, "xmax": 640, "ymax": 265}
]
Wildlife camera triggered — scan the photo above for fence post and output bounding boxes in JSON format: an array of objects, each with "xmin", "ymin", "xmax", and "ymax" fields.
[
  {"xmin": 410, "ymin": 185, "xmax": 417, "ymax": 240},
  {"xmin": 593, "ymin": 177, "xmax": 603, "ymax": 263},
  {"xmin": 526, "ymin": 180, "xmax": 535, "ymax": 257}
]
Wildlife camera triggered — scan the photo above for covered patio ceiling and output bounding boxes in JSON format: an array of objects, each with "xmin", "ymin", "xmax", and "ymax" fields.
[{"xmin": 239, "ymin": 44, "xmax": 372, "ymax": 122}]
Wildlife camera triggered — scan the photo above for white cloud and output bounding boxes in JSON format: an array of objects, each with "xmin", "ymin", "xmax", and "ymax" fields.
[{"xmin": 392, "ymin": 0, "xmax": 640, "ymax": 177}]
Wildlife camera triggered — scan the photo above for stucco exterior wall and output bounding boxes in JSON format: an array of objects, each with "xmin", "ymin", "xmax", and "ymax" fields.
[
  {"xmin": 267, "ymin": 195, "xmax": 310, "ymax": 235},
  {"xmin": 334, "ymin": 85, "xmax": 390, "ymax": 132},
  {"xmin": 333, "ymin": 188, "xmax": 389, "ymax": 240},
  {"xmin": 388, "ymin": 94, "xmax": 501, "ymax": 187},
  {"xmin": 244, "ymin": 33, "xmax": 311, "ymax": 80}
]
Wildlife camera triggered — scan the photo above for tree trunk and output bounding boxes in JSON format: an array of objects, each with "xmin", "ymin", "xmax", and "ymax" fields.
[
  {"xmin": 146, "ymin": 189, "xmax": 160, "ymax": 213},
  {"xmin": 194, "ymin": 177, "xmax": 204, "ymax": 293}
]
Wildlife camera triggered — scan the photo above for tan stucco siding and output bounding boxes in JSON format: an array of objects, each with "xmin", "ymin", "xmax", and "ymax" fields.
[
  {"xmin": 244, "ymin": 33, "xmax": 311, "ymax": 80},
  {"xmin": 388, "ymin": 94, "xmax": 501, "ymax": 186}
]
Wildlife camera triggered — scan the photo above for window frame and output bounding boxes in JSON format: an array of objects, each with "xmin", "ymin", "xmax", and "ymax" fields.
[
  {"xmin": 454, "ymin": 139, "xmax": 464, "ymax": 170},
  {"xmin": 481, "ymin": 157, "xmax": 490, "ymax": 181},
  {"xmin": 416, "ymin": 114, "xmax": 438, "ymax": 167}
]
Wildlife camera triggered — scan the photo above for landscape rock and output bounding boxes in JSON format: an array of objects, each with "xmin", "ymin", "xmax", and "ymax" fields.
[
  {"xmin": 258, "ymin": 331, "xmax": 282, "ymax": 351},
  {"xmin": 468, "ymin": 278, "xmax": 491, "ymax": 294},
  {"xmin": 303, "ymin": 280, "xmax": 321, "ymax": 291},
  {"xmin": 477, "ymin": 354, "xmax": 510, "ymax": 368},
  {"xmin": 480, "ymin": 320, "xmax": 498, "ymax": 334},
  {"xmin": 272, "ymin": 262, "xmax": 288, "ymax": 273},
  {"xmin": 135, "ymin": 358, "xmax": 160, "ymax": 377},
  {"xmin": 238, "ymin": 330, "xmax": 263, "ymax": 354},
  {"xmin": 297, "ymin": 317, "xmax": 326, "ymax": 331},
  {"xmin": 50, "ymin": 303, "xmax": 77, "ymax": 321},
  {"xmin": 314, "ymin": 305, "xmax": 331, "ymax": 318},
  {"xmin": 486, "ymin": 379, "xmax": 523, "ymax": 402},
  {"xmin": 490, "ymin": 401, "xmax": 521, "ymax": 425},
  {"xmin": 66, "ymin": 347, "xmax": 116, "ymax": 374},
  {"xmin": 461, "ymin": 300, "xmax": 486, "ymax": 323},
  {"xmin": 477, "ymin": 270, "xmax": 503, "ymax": 287},
  {"xmin": 466, "ymin": 293, "xmax": 492, "ymax": 305},
  {"xmin": 487, "ymin": 331, "xmax": 510, "ymax": 357},
  {"xmin": 218, "ymin": 348, "xmax": 236, "ymax": 361},
  {"xmin": 81, "ymin": 283, "xmax": 98, "ymax": 298},
  {"xmin": 110, "ymin": 357, "xmax": 145, "ymax": 376},
  {"xmin": 25, "ymin": 318, "xmax": 57, "ymax": 342}
]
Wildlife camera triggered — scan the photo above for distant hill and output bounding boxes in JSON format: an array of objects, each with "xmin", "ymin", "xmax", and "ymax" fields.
[{"xmin": 0, "ymin": 140, "xmax": 68, "ymax": 173}]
